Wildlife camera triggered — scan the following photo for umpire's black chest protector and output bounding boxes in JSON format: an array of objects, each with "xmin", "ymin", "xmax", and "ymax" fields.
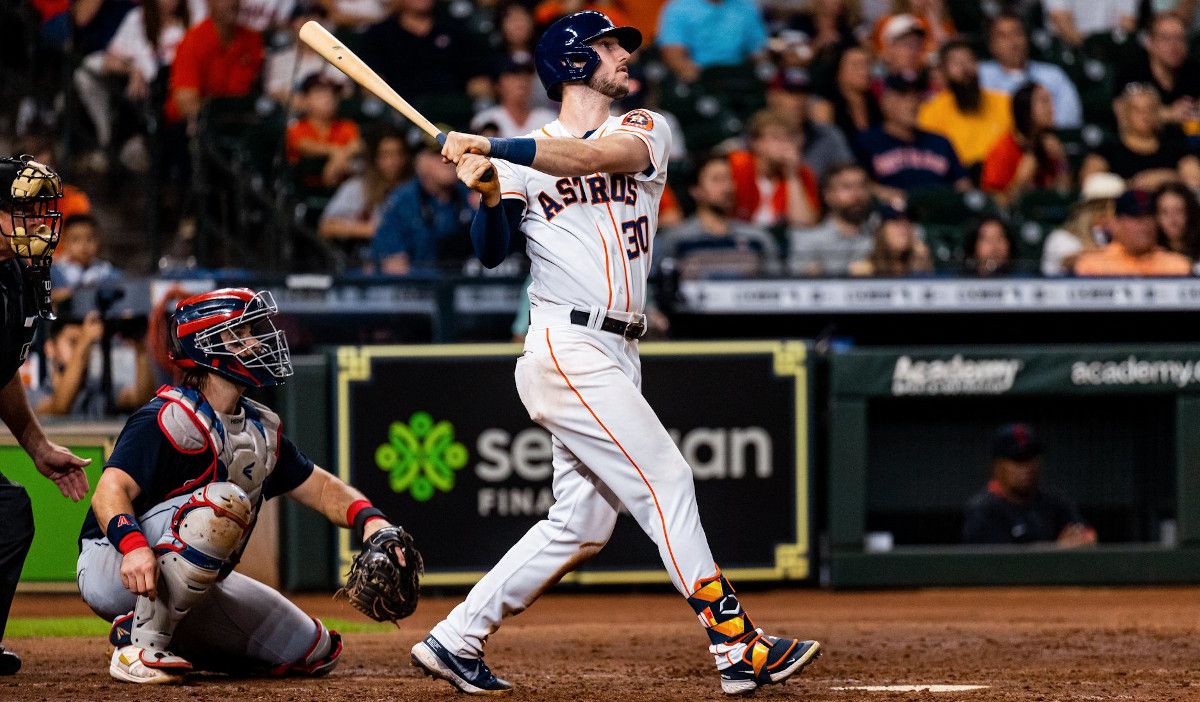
[{"xmin": 0, "ymin": 256, "xmax": 36, "ymax": 385}]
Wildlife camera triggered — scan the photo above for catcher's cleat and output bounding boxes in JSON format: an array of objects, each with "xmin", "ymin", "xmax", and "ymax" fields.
[
  {"xmin": 0, "ymin": 647, "xmax": 20, "ymax": 676},
  {"xmin": 109, "ymin": 645, "xmax": 192, "ymax": 684},
  {"xmin": 411, "ymin": 635, "xmax": 512, "ymax": 695},
  {"xmin": 716, "ymin": 631, "xmax": 821, "ymax": 696}
]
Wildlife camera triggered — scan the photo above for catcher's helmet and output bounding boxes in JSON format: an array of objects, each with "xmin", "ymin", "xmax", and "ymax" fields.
[
  {"xmin": 169, "ymin": 288, "xmax": 293, "ymax": 388},
  {"xmin": 534, "ymin": 11, "xmax": 642, "ymax": 101}
]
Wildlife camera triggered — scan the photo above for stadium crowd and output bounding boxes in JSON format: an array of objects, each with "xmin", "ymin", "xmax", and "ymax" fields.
[{"xmin": 5, "ymin": 0, "xmax": 1200, "ymax": 279}]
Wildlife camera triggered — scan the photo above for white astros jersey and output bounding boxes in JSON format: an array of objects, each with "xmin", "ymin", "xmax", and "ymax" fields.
[{"xmin": 493, "ymin": 108, "xmax": 671, "ymax": 316}]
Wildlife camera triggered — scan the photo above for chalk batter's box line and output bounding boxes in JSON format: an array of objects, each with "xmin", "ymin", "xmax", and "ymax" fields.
[{"xmin": 334, "ymin": 341, "xmax": 811, "ymax": 587}]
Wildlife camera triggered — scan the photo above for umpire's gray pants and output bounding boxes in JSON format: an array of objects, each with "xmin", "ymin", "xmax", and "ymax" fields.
[{"xmin": 77, "ymin": 496, "xmax": 321, "ymax": 671}]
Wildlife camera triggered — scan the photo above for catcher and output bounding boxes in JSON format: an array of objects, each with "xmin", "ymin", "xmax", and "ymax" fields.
[{"xmin": 75, "ymin": 287, "xmax": 421, "ymax": 684}]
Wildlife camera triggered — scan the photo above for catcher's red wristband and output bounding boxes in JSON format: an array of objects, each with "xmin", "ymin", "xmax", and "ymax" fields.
[
  {"xmin": 107, "ymin": 513, "xmax": 150, "ymax": 554},
  {"xmin": 346, "ymin": 499, "xmax": 373, "ymax": 527}
]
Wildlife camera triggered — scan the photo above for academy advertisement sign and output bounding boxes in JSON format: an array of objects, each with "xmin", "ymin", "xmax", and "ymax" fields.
[
  {"xmin": 834, "ymin": 346, "xmax": 1200, "ymax": 398},
  {"xmin": 335, "ymin": 342, "xmax": 811, "ymax": 586}
]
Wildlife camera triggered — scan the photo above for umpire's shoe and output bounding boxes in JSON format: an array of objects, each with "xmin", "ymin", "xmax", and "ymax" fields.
[
  {"xmin": 718, "ymin": 631, "xmax": 821, "ymax": 696},
  {"xmin": 0, "ymin": 647, "xmax": 20, "ymax": 675},
  {"xmin": 411, "ymin": 634, "xmax": 512, "ymax": 695}
]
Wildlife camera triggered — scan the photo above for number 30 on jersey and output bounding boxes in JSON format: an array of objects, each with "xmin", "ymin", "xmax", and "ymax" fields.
[{"xmin": 623, "ymin": 216, "xmax": 649, "ymax": 260}]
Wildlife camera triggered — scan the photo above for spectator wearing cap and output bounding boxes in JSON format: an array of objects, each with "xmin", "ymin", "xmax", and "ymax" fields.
[
  {"xmin": 167, "ymin": 0, "xmax": 263, "ymax": 123},
  {"xmin": 285, "ymin": 74, "xmax": 362, "ymax": 187},
  {"xmin": 264, "ymin": 7, "xmax": 349, "ymax": 105},
  {"xmin": 766, "ymin": 68, "xmax": 854, "ymax": 181},
  {"xmin": 978, "ymin": 11, "xmax": 1082, "ymax": 129},
  {"xmin": 871, "ymin": 2, "xmax": 954, "ymax": 61},
  {"xmin": 848, "ymin": 205, "xmax": 932, "ymax": 276},
  {"xmin": 962, "ymin": 423, "xmax": 1097, "ymax": 547},
  {"xmin": 728, "ymin": 110, "xmax": 821, "ymax": 229},
  {"xmin": 981, "ymin": 82, "xmax": 1071, "ymax": 206},
  {"xmin": 1044, "ymin": 0, "xmax": 1136, "ymax": 48},
  {"xmin": 656, "ymin": 0, "xmax": 768, "ymax": 83},
  {"xmin": 653, "ymin": 154, "xmax": 781, "ymax": 280},
  {"xmin": 1114, "ymin": 12, "xmax": 1200, "ymax": 126},
  {"xmin": 373, "ymin": 140, "xmax": 476, "ymax": 276},
  {"xmin": 917, "ymin": 40, "xmax": 1012, "ymax": 169},
  {"xmin": 359, "ymin": 0, "xmax": 491, "ymax": 107},
  {"xmin": 470, "ymin": 56, "xmax": 557, "ymax": 139},
  {"xmin": 856, "ymin": 73, "xmax": 970, "ymax": 205},
  {"xmin": 1082, "ymin": 84, "xmax": 1200, "ymax": 192},
  {"xmin": 875, "ymin": 13, "xmax": 932, "ymax": 79},
  {"xmin": 1042, "ymin": 171, "xmax": 1123, "ymax": 275},
  {"xmin": 1074, "ymin": 189, "xmax": 1192, "ymax": 275},
  {"xmin": 790, "ymin": 163, "xmax": 875, "ymax": 276}
]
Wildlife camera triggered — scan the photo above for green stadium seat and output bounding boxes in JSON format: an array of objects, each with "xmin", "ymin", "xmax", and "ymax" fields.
[{"xmin": 906, "ymin": 186, "xmax": 999, "ymax": 225}]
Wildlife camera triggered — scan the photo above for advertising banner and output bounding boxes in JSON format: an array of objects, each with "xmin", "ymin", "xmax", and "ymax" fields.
[
  {"xmin": 832, "ymin": 345, "xmax": 1200, "ymax": 398},
  {"xmin": 335, "ymin": 342, "xmax": 811, "ymax": 586}
]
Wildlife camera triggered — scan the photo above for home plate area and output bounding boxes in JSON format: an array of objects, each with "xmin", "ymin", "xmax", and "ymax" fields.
[{"xmin": 5, "ymin": 587, "xmax": 1197, "ymax": 701}]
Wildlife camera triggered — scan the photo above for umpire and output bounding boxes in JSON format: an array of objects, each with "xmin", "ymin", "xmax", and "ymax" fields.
[{"xmin": 0, "ymin": 155, "xmax": 92, "ymax": 675}]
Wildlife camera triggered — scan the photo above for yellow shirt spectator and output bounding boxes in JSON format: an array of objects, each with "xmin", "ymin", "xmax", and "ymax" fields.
[{"xmin": 918, "ymin": 88, "xmax": 1012, "ymax": 167}]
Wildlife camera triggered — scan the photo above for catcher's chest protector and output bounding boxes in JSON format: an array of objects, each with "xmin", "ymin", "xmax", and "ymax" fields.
[{"xmin": 156, "ymin": 386, "xmax": 282, "ymax": 507}]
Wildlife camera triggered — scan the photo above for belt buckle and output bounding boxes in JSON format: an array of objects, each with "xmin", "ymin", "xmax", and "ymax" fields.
[{"xmin": 623, "ymin": 320, "xmax": 646, "ymax": 340}]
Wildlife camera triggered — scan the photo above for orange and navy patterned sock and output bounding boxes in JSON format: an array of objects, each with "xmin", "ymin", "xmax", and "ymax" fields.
[{"xmin": 687, "ymin": 572, "xmax": 755, "ymax": 646}]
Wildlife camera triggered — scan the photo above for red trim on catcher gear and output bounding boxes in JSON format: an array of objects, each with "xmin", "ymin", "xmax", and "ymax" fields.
[
  {"xmin": 176, "ymin": 309, "xmax": 242, "ymax": 336},
  {"xmin": 268, "ymin": 619, "xmax": 342, "ymax": 677},
  {"xmin": 346, "ymin": 499, "xmax": 373, "ymax": 526},
  {"xmin": 170, "ymin": 484, "xmax": 252, "ymax": 533},
  {"xmin": 117, "ymin": 532, "xmax": 150, "ymax": 554},
  {"xmin": 138, "ymin": 649, "xmax": 193, "ymax": 671},
  {"xmin": 177, "ymin": 288, "xmax": 256, "ymax": 309},
  {"xmin": 156, "ymin": 389, "xmax": 220, "ymax": 499}
]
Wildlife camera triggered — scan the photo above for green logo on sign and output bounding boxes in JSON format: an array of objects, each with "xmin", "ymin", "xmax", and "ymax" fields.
[{"xmin": 375, "ymin": 411, "xmax": 469, "ymax": 501}]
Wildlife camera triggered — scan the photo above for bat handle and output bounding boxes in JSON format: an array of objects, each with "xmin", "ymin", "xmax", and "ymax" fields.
[{"xmin": 437, "ymin": 132, "xmax": 496, "ymax": 183}]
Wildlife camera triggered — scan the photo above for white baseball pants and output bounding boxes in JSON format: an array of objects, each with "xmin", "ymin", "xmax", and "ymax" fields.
[{"xmin": 431, "ymin": 315, "xmax": 718, "ymax": 658}]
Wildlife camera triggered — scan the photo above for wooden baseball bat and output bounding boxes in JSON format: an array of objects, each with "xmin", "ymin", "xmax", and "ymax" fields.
[{"xmin": 297, "ymin": 21, "xmax": 494, "ymax": 180}]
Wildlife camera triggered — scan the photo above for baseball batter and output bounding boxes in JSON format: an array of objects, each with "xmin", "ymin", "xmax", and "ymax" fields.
[
  {"xmin": 413, "ymin": 11, "xmax": 821, "ymax": 696},
  {"xmin": 76, "ymin": 288, "xmax": 410, "ymax": 684}
]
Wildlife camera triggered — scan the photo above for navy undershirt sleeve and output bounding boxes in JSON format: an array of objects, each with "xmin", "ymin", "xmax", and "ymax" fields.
[
  {"xmin": 263, "ymin": 435, "xmax": 317, "ymax": 500},
  {"xmin": 104, "ymin": 402, "xmax": 168, "ymax": 493},
  {"xmin": 470, "ymin": 198, "xmax": 524, "ymax": 268}
]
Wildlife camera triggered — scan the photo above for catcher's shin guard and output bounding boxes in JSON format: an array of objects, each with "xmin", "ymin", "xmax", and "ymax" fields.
[
  {"xmin": 132, "ymin": 483, "xmax": 253, "ymax": 653},
  {"xmin": 269, "ymin": 618, "xmax": 342, "ymax": 677}
]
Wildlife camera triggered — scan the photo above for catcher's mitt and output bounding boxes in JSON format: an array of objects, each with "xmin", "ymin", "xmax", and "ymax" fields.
[{"xmin": 337, "ymin": 525, "xmax": 423, "ymax": 623}]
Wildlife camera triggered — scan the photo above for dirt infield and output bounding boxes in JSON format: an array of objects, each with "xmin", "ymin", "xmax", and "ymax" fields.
[{"xmin": 4, "ymin": 587, "xmax": 1198, "ymax": 701}]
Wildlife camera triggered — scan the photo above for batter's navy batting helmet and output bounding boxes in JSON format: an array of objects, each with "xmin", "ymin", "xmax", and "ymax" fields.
[
  {"xmin": 170, "ymin": 288, "xmax": 293, "ymax": 388},
  {"xmin": 534, "ymin": 11, "xmax": 642, "ymax": 101}
]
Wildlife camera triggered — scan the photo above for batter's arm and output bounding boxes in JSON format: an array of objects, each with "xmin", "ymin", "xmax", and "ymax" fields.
[
  {"xmin": 288, "ymin": 466, "xmax": 403, "ymax": 559},
  {"xmin": 442, "ymin": 131, "xmax": 651, "ymax": 178}
]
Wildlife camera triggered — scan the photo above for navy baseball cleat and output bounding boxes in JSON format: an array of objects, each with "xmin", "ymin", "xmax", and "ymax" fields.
[
  {"xmin": 0, "ymin": 647, "xmax": 20, "ymax": 676},
  {"xmin": 718, "ymin": 632, "xmax": 821, "ymax": 696},
  {"xmin": 411, "ymin": 635, "xmax": 513, "ymax": 695}
]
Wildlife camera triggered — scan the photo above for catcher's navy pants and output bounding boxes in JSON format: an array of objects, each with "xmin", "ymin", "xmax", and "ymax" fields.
[{"xmin": 0, "ymin": 473, "xmax": 35, "ymax": 642}]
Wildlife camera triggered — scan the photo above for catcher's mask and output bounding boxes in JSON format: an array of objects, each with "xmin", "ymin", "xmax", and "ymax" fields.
[
  {"xmin": 0, "ymin": 155, "xmax": 63, "ymax": 319},
  {"xmin": 169, "ymin": 288, "xmax": 293, "ymax": 388}
]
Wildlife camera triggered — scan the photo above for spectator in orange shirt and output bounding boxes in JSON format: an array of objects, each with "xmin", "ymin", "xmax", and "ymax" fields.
[
  {"xmin": 167, "ymin": 0, "xmax": 263, "ymax": 123},
  {"xmin": 1074, "ymin": 190, "xmax": 1192, "ymax": 276},
  {"xmin": 285, "ymin": 74, "xmax": 362, "ymax": 187},
  {"xmin": 981, "ymin": 82, "xmax": 1071, "ymax": 205},
  {"xmin": 534, "ymin": 0, "xmax": 630, "ymax": 29},
  {"xmin": 728, "ymin": 110, "xmax": 820, "ymax": 229}
]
